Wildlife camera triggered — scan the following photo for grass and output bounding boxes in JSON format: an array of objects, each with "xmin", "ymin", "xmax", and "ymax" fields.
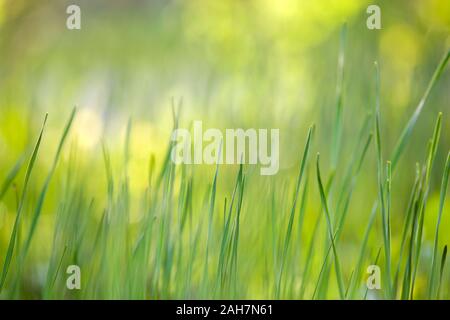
[
  {"xmin": 428, "ymin": 150, "xmax": 450, "ymax": 298},
  {"xmin": 275, "ymin": 124, "xmax": 313, "ymax": 298},
  {"xmin": 0, "ymin": 38, "xmax": 449, "ymax": 299},
  {"xmin": 0, "ymin": 114, "xmax": 48, "ymax": 291}
]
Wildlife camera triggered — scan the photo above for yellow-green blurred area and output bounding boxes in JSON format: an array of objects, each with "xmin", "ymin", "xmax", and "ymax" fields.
[{"xmin": 0, "ymin": 0, "xmax": 449, "ymax": 299}]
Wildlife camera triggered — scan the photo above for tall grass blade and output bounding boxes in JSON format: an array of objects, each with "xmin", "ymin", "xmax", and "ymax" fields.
[
  {"xmin": 21, "ymin": 108, "xmax": 76, "ymax": 259},
  {"xmin": 0, "ymin": 114, "xmax": 48, "ymax": 291},
  {"xmin": 428, "ymin": 150, "xmax": 449, "ymax": 298},
  {"xmin": 316, "ymin": 153, "xmax": 345, "ymax": 299},
  {"xmin": 276, "ymin": 125, "xmax": 314, "ymax": 298}
]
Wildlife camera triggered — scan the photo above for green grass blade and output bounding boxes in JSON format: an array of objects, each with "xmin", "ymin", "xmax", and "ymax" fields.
[
  {"xmin": 391, "ymin": 50, "xmax": 449, "ymax": 170},
  {"xmin": 348, "ymin": 202, "xmax": 377, "ymax": 299},
  {"xmin": 393, "ymin": 163, "xmax": 421, "ymax": 295},
  {"xmin": 429, "ymin": 150, "xmax": 449, "ymax": 298},
  {"xmin": 0, "ymin": 113, "xmax": 48, "ymax": 291},
  {"xmin": 276, "ymin": 125, "xmax": 314, "ymax": 298},
  {"xmin": 373, "ymin": 61, "xmax": 393, "ymax": 298},
  {"xmin": 299, "ymin": 211, "xmax": 321, "ymax": 299},
  {"xmin": 331, "ymin": 23, "xmax": 347, "ymax": 169},
  {"xmin": 437, "ymin": 245, "xmax": 448, "ymax": 299},
  {"xmin": 316, "ymin": 153, "xmax": 345, "ymax": 299},
  {"xmin": 410, "ymin": 113, "xmax": 442, "ymax": 298},
  {"xmin": 203, "ymin": 156, "xmax": 220, "ymax": 292},
  {"xmin": 0, "ymin": 155, "xmax": 25, "ymax": 201},
  {"xmin": 21, "ymin": 108, "xmax": 77, "ymax": 259}
]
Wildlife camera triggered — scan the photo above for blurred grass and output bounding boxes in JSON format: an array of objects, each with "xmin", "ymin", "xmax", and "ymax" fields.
[{"xmin": 0, "ymin": 0, "xmax": 449, "ymax": 299}]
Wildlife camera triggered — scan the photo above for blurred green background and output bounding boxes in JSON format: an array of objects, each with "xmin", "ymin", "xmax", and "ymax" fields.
[{"xmin": 0, "ymin": 0, "xmax": 449, "ymax": 299}]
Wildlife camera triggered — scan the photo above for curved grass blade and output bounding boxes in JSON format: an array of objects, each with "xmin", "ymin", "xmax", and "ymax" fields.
[
  {"xmin": 391, "ymin": 50, "xmax": 449, "ymax": 170},
  {"xmin": 0, "ymin": 113, "xmax": 48, "ymax": 291},
  {"xmin": 21, "ymin": 108, "xmax": 76, "ymax": 259},
  {"xmin": 354, "ymin": 50, "xmax": 450, "ymax": 299}
]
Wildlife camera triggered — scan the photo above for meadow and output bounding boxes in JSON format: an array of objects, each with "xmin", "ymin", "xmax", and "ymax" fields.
[{"xmin": 0, "ymin": 0, "xmax": 449, "ymax": 299}]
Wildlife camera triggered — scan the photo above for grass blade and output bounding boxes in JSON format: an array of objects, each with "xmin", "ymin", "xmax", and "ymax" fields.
[
  {"xmin": 391, "ymin": 50, "xmax": 449, "ymax": 170},
  {"xmin": 316, "ymin": 153, "xmax": 345, "ymax": 299},
  {"xmin": 0, "ymin": 155, "xmax": 26, "ymax": 202},
  {"xmin": 428, "ymin": 150, "xmax": 450, "ymax": 298},
  {"xmin": 0, "ymin": 113, "xmax": 48, "ymax": 291},
  {"xmin": 276, "ymin": 125, "xmax": 314, "ymax": 298},
  {"xmin": 21, "ymin": 108, "xmax": 77, "ymax": 259}
]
